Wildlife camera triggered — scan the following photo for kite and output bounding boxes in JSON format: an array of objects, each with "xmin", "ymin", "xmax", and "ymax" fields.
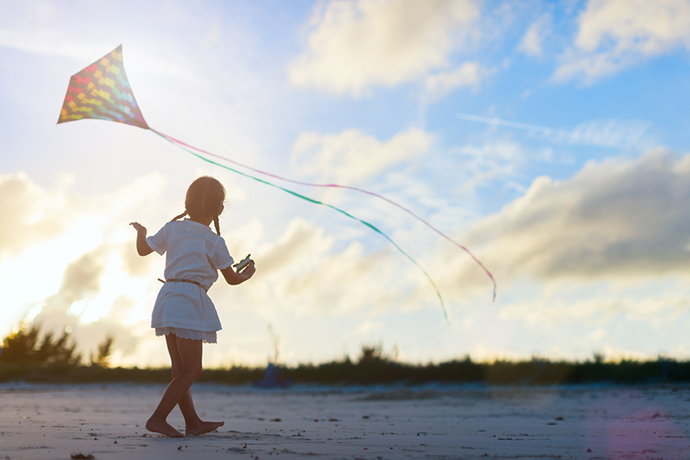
[{"xmin": 58, "ymin": 45, "xmax": 496, "ymax": 321}]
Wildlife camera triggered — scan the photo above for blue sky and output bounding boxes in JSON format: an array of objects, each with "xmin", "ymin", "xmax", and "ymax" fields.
[{"xmin": 2, "ymin": 0, "xmax": 690, "ymax": 367}]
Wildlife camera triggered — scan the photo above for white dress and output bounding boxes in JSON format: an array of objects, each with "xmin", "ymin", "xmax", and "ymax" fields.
[{"xmin": 146, "ymin": 219, "xmax": 234, "ymax": 343}]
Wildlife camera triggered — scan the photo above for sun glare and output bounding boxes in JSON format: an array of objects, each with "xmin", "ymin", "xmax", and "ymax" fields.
[{"xmin": 0, "ymin": 218, "xmax": 105, "ymax": 336}]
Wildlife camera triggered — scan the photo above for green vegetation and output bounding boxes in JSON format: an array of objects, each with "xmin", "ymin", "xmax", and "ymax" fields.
[
  {"xmin": 1, "ymin": 326, "xmax": 689, "ymax": 385},
  {"xmin": 1, "ymin": 324, "xmax": 81, "ymax": 366}
]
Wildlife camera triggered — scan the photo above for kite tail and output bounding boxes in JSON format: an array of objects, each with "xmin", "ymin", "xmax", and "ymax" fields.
[
  {"xmin": 149, "ymin": 128, "xmax": 448, "ymax": 322},
  {"xmin": 153, "ymin": 130, "xmax": 496, "ymax": 301}
]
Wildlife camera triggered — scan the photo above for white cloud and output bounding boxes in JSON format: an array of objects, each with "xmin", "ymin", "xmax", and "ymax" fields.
[
  {"xmin": 423, "ymin": 61, "xmax": 490, "ymax": 103},
  {"xmin": 0, "ymin": 171, "xmax": 169, "ymax": 362},
  {"xmin": 441, "ymin": 149, "xmax": 690, "ymax": 297},
  {"xmin": 557, "ymin": 119, "xmax": 656, "ymax": 149},
  {"xmin": 0, "ymin": 171, "xmax": 69, "ymax": 258},
  {"xmin": 449, "ymin": 141, "xmax": 531, "ymax": 194},
  {"xmin": 491, "ymin": 285, "xmax": 690, "ymax": 361},
  {"xmin": 0, "ymin": 10, "xmax": 204, "ymax": 82},
  {"xmin": 291, "ymin": 127, "xmax": 434, "ymax": 183},
  {"xmin": 456, "ymin": 113, "xmax": 657, "ymax": 150},
  {"xmin": 555, "ymin": 0, "xmax": 690, "ymax": 83},
  {"xmin": 0, "ymin": 26, "xmax": 104, "ymax": 61},
  {"xmin": 202, "ymin": 18, "xmax": 221, "ymax": 50},
  {"xmin": 288, "ymin": 0, "xmax": 480, "ymax": 96},
  {"xmin": 518, "ymin": 13, "xmax": 551, "ymax": 57},
  {"xmin": 216, "ymin": 217, "xmax": 422, "ymax": 318}
]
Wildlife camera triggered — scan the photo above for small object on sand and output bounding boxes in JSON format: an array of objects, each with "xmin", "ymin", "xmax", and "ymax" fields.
[
  {"xmin": 243, "ymin": 443, "xmax": 248, "ymax": 448},
  {"xmin": 71, "ymin": 454, "xmax": 95, "ymax": 460},
  {"xmin": 555, "ymin": 416, "xmax": 564, "ymax": 421},
  {"xmin": 271, "ymin": 418, "xmax": 282, "ymax": 422},
  {"xmin": 254, "ymin": 363, "xmax": 293, "ymax": 389},
  {"xmin": 587, "ymin": 448, "xmax": 592, "ymax": 452},
  {"xmin": 178, "ymin": 446, "xmax": 182, "ymax": 450}
]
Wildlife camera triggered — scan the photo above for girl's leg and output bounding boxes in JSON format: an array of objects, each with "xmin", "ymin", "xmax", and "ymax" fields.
[
  {"xmin": 145, "ymin": 335, "xmax": 203, "ymax": 437},
  {"xmin": 145, "ymin": 334, "xmax": 223, "ymax": 437},
  {"xmin": 166, "ymin": 335, "xmax": 224, "ymax": 435},
  {"xmin": 166, "ymin": 334, "xmax": 201, "ymax": 428}
]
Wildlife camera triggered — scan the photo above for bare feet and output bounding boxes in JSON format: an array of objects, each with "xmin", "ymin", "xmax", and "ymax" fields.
[
  {"xmin": 186, "ymin": 420, "xmax": 225, "ymax": 436},
  {"xmin": 146, "ymin": 418, "xmax": 184, "ymax": 437}
]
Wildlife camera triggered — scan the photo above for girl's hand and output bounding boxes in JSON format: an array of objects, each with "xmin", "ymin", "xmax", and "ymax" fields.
[
  {"xmin": 130, "ymin": 222, "xmax": 153, "ymax": 256},
  {"xmin": 130, "ymin": 222, "xmax": 147, "ymax": 233}
]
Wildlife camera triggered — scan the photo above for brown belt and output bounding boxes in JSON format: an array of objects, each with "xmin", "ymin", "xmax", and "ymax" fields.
[{"xmin": 158, "ymin": 278, "xmax": 208, "ymax": 292}]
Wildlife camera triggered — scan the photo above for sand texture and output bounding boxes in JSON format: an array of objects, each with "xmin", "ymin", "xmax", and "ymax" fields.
[{"xmin": 1, "ymin": 382, "xmax": 690, "ymax": 459}]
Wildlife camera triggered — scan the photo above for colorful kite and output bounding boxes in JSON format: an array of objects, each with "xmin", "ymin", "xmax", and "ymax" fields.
[{"xmin": 58, "ymin": 45, "xmax": 496, "ymax": 321}]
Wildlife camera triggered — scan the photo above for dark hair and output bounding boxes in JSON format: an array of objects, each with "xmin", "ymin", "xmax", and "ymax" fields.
[{"xmin": 171, "ymin": 176, "xmax": 226, "ymax": 235}]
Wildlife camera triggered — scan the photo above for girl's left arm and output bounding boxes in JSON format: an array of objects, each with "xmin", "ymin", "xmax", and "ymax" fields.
[{"xmin": 130, "ymin": 222, "xmax": 153, "ymax": 256}]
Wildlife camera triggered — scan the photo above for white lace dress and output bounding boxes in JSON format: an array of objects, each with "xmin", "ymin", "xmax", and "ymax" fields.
[{"xmin": 146, "ymin": 219, "xmax": 234, "ymax": 344}]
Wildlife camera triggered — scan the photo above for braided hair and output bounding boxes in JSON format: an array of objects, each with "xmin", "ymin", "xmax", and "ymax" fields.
[{"xmin": 171, "ymin": 176, "xmax": 226, "ymax": 236}]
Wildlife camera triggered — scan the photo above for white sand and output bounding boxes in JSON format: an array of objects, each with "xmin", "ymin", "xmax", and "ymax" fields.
[{"xmin": 1, "ymin": 382, "xmax": 690, "ymax": 459}]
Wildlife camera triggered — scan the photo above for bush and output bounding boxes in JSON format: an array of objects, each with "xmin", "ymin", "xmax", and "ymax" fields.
[{"xmin": 0, "ymin": 324, "xmax": 81, "ymax": 366}]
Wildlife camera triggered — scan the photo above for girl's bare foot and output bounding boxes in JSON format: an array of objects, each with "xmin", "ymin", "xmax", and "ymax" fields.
[
  {"xmin": 145, "ymin": 418, "xmax": 184, "ymax": 437},
  {"xmin": 186, "ymin": 420, "xmax": 224, "ymax": 436}
]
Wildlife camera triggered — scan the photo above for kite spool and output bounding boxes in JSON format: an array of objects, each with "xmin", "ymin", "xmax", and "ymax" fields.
[{"xmin": 234, "ymin": 254, "xmax": 252, "ymax": 272}]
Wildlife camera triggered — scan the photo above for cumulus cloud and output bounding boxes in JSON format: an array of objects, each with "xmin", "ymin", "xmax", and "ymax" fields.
[
  {"xmin": 518, "ymin": 13, "xmax": 551, "ymax": 57},
  {"xmin": 59, "ymin": 250, "xmax": 106, "ymax": 301},
  {"xmin": 500, "ymin": 293, "xmax": 690, "ymax": 327},
  {"xmin": 291, "ymin": 128, "xmax": 434, "ymax": 183},
  {"xmin": 257, "ymin": 219, "xmax": 334, "ymax": 276},
  {"xmin": 442, "ymin": 149, "xmax": 690, "ymax": 296},
  {"xmin": 0, "ymin": 172, "xmax": 70, "ymax": 258},
  {"xmin": 288, "ymin": 0, "xmax": 480, "ymax": 96},
  {"xmin": 0, "ymin": 171, "xmax": 171, "ymax": 362},
  {"xmin": 555, "ymin": 0, "xmax": 690, "ymax": 83},
  {"xmin": 423, "ymin": 61, "xmax": 490, "ymax": 103},
  {"xmin": 213, "ymin": 216, "xmax": 428, "ymax": 320}
]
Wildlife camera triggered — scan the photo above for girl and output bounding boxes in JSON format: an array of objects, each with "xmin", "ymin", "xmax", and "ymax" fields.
[{"xmin": 130, "ymin": 176, "xmax": 255, "ymax": 437}]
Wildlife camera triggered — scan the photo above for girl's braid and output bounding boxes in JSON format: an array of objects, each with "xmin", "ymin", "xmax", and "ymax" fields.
[{"xmin": 171, "ymin": 210, "xmax": 188, "ymax": 222}]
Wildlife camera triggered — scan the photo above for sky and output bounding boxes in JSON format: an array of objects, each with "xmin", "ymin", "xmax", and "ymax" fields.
[{"xmin": 2, "ymin": 0, "xmax": 690, "ymax": 368}]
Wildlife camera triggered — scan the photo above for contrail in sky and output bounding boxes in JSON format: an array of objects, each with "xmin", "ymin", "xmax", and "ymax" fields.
[
  {"xmin": 456, "ymin": 113, "xmax": 569, "ymax": 136},
  {"xmin": 456, "ymin": 113, "xmax": 654, "ymax": 150}
]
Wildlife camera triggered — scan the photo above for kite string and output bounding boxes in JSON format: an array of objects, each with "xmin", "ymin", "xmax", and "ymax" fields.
[
  {"xmin": 149, "ymin": 128, "xmax": 448, "ymax": 322},
  {"xmin": 154, "ymin": 130, "xmax": 496, "ymax": 301}
]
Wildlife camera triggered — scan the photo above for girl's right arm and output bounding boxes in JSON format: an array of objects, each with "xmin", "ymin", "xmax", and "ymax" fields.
[
  {"xmin": 220, "ymin": 261, "xmax": 256, "ymax": 285},
  {"xmin": 130, "ymin": 222, "xmax": 154, "ymax": 256}
]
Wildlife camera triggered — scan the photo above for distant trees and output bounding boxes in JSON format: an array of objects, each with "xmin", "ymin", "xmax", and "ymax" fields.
[
  {"xmin": 90, "ymin": 334, "xmax": 114, "ymax": 368},
  {"xmin": 0, "ymin": 324, "xmax": 81, "ymax": 366},
  {"xmin": 0, "ymin": 324, "xmax": 114, "ymax": 368}
]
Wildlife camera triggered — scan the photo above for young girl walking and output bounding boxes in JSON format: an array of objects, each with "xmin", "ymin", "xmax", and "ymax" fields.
[{"xmin": 130, "ymin": 176, "xmax": 256, "ymax": 437}]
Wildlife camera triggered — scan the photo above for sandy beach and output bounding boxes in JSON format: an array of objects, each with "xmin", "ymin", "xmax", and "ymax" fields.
[{"xmin": 1, "ymin": 382, "xmax": 690, "ymax": 459}]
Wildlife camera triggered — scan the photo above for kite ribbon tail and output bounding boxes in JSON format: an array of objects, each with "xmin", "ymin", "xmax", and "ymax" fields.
[
  {"xmin": 153, "ymin": 129, "xmax": 496, "ymax": 302},
  {"xmin": 149, "ymin": 128, "xmax": 448, "ymax": 323}
]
